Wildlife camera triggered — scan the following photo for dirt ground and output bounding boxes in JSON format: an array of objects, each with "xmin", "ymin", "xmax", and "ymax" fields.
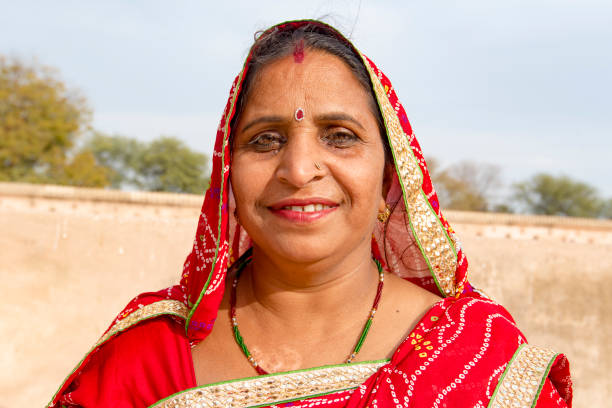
[{"xmin": 1, "ymin": 184, "xmax": 610, "ymax": 407}]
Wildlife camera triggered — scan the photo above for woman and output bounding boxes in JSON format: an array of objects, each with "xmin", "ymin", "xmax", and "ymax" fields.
[{"xmin": 49, "ymin": 20, "xmax": 572, "ymax": 407}]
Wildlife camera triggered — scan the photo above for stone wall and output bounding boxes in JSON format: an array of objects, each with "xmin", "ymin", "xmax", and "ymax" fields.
[{"xmin": 1, "ymin": 183, "xmax": 610, "ymax": 407}]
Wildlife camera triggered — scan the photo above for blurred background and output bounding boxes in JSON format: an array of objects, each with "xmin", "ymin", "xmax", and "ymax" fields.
[{"xmin": 1, "ymin": 0, "xmax": 610, "ymax": 406}]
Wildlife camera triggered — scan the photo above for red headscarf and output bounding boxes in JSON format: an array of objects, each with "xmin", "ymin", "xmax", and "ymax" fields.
[{"xmin": 50, "ymin": 20, "xmax": 571, "ymax": 408}]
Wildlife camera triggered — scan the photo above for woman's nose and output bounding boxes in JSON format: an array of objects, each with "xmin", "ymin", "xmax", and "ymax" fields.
[{"xmin": 275, "ymin": 132, "xmax": 323, "ymax": 188}]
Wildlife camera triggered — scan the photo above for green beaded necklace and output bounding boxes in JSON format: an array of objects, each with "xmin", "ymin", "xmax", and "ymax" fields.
[{"xmin": 229, "ymin": 258, "xmax": 385, "ymax": 375}]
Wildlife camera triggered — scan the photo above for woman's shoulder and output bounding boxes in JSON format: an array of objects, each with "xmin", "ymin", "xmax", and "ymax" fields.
[
  {"xmin": 437, "ymin": 293, "xmax": 526, "ymax": 349},
  {"xmin": 48, "ymin": 289, "xmax": 195, "ymax": 408},
  {"xmin": 388, "ymin": 292, "xmax": 572, "ymax": 407},
  {"xmin": 434, "ymin": 291, "xmax": 518, "ymax": 325}
]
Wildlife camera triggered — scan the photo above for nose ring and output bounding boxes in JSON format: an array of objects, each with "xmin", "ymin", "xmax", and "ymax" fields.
[{"xmin": 314, "ymin": 162, "xmax": 321, "ymax": 170}]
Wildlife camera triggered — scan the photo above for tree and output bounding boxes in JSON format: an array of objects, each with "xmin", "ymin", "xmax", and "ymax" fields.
[
  {"xmin": 428, "ymin": 158, "xmax": 502, "ymax": 212},
  {"xmin": 85, "ymin": 132, "xmax": 144, "ymax": 189},
  {"xmin": 85, "ymin": 134, "xmax": 210, "ymax": 194},
  {"xmin": 0, "ymin": 56, "xmax": 109, "ymax": 186},
  {"xmin": 59, "ymin": 151, "xmax": 110, "ymax": 187},
  {"xmin": 512, "ymin": 173, "xmax": 604, "ymax": 217},
  {"xmin": 137, "ymin": 136, "xmax": 210, "ymax": 194}
]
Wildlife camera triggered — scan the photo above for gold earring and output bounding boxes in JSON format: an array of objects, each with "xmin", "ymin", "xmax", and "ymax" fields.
[{"xmin": 377, "ymin": 206, "xmax": 391, "ymax": 223}]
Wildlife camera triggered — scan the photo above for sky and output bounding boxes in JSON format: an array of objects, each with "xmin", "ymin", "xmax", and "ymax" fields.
[{"xmin": 1, "ymin": 0, "xmax": 611, "ymax": 196}]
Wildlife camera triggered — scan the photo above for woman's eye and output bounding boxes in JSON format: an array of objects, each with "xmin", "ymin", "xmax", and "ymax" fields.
[
  {"xmin": 322, "ymin": 130, "xmax": 359, "ymax": 148},
  {"xmin": 248, "ymin": 133, "xmax": 285, "ymax": 152}
]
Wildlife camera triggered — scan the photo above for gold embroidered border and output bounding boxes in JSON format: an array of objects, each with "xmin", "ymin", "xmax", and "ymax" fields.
[
  {"xmin": 96, "ymin": 300, "xmax": 189, "ymax": 347},
  {"xmin": 488, "ymin": 344, "xmax": 558, "ymax": 408},
  {"xmin": 151, "ymin": 361, "xmax": 386, "ymax": 408},
  {"xmin": 360, "ymin": 56, "xmax": 457, "ymax": 297},
  {"xmin": 48, "ymin": 300, "xmax": 189, "ymax": 407}
]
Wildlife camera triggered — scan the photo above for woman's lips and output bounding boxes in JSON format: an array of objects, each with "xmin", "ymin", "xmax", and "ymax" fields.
[{"xmin": 268, "ymin": 200, "xmax": 339, "ymax": 223}]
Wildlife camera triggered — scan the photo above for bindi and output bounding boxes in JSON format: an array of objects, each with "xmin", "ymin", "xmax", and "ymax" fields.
[
  {"xmin": 294, "ymin": 108, "xmax": 304, "ymax": 121},
  {"xmin": 293, "ymin": 39, "xmax": 305, "ymax": 63}
]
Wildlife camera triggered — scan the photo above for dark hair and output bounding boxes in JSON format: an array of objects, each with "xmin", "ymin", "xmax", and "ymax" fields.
[{"xmin": 230, "ymin": 22, "xmax": 391, "ymax": 164}]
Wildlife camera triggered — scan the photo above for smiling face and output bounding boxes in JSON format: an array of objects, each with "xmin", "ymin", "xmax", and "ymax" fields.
[{"xmin": 230, "ymin": 50, "xmax": 389, "ymax": 265}]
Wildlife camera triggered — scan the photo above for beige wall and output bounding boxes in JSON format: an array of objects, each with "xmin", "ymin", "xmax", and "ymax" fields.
[{"xmin": 1, "ymin": 183, "xmax": 610, "ymax": 407}]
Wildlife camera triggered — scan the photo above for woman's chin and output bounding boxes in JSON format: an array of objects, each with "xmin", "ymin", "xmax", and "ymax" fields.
[
  {"xmin": 256, "ymin": 238, "xmax": 345, "ymax": 266},
  {"xmin": 243, "ymin": 212, "xmax": 372, "ymax": 266}
]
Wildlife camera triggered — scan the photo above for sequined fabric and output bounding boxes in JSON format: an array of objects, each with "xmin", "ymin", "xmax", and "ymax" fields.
[
  {"xmin": 96, "ymin": 300, "xmax": 188, "ymax": 347},
  {"xmin": 489, "ymin": 345, "xmax": 559, "ymax": 408},
  {"xmin": 151, "ymin": 362, "xmax": 386, "ymax": 408}
]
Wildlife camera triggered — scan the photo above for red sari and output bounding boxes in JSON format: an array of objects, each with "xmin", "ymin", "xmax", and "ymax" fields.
[{"xmin": 48, "ymin": 20, "xmax": 572, "ymax": 408}]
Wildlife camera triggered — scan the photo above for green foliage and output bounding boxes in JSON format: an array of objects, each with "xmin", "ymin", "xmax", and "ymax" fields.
[
  {"xmin": 512, "ymin": 173, "xmax": 605, "ymax": 218},
  {"xmin": 429, "ymin": 159, "xmax": 502, "ymax": 212},
  {"xmin": 85, "ymin": 133, "xmax": 144, "ymax": 188},
  {"xmin": 491, "ymin": 203, "xmax": 514, "ymax": 214},
  {"xmin": 59, "ymin": 151, "xmax": 110, "ymax": 187},
  {"xmin": 136, "ymin": 136, "xmax": 210, "ymax": 193},
  {"xmin": 0, "ymin": 56, "xmax": 109, "ymax": 186},
  {"xmin": 85, "ymin": 133, "xmax": 209, "ymax": 194}
]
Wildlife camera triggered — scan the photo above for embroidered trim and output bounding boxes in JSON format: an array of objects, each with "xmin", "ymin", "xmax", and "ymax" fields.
[
  {"xmin": 96, "ymin": 300, "xmax": 188, "ymax": 347},
  {"xmin": 47, "ymin": 300, "xmax": 189, "ymax": 407},
  {"xmin": 488, "ymin": 344, "xmax": 558, "ymax": 408},
  {"xmin": 150, "ymin": 361, "xmax": 387, "ymax": 408},
  {"xmin": 360, "ymin": 55, "xmax": 458, "ymax": 297}
]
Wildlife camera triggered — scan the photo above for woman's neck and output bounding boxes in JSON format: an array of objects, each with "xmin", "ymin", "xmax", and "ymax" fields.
[{"xmin": 241, "ymin": 244, "xmax": 380, "ymax": 332}]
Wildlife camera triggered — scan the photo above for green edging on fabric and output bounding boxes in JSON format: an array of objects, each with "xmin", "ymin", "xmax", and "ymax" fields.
[
  {"xmin": 47, "ymin": 308, "xmax": 187, "ymax": 407},
  {"xmin": 185, "ymin": 62, "xmax": 248, "ymax": 333},
  {"xmin": 419, "ymin": 190, "xmax": 459, "ymax": 294},
  {"xmin": 487, "ymin": 343, "xmax": 525, "ymax": 408},
  {"xmin": 531, "ymin": 352, "xmax": 560, "ymax": 408},
  {"xmin": 422, "ymin": 191, "xmax": 458, "ymax": 261},
  {"xmin": 409, "ymin": 192, "xmax": 444, "ymax": 295},
  {"xmin": 195, "ymin": 358, "xmax": 389, "ymax": 389},
  {"xmin": 152, "ymin": 387, "xmax": 356, "ymax": 408},
  {"xmin": 47, "ymin": 350, "xmax": 90, "ymax": 407},
  {"xmin": 148, "ymin": 358, "xmax": 390, "ymax": 408},
  {"xmin": 245, "ymin": 387, "xmax": 356, "ymax": 408},
  {"xmin": 386, "ymin": 158, "xmax": 446, "ymax": 296}
]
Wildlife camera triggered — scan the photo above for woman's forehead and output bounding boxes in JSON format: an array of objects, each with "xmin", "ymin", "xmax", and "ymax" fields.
[{"xmin": 242, "ymin": 51, "xmax": 372, "ymax": 120}]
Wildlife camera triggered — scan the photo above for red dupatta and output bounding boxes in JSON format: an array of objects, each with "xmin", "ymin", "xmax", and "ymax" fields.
[{"xmin": 49, "ymin": 20, "xmax": 572, "ymax": 408}]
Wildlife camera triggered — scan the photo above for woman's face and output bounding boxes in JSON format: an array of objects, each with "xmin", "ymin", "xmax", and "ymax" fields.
[{"xmin": 231, "ymin": 50, "xmax": 389, "ymax": 265}]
